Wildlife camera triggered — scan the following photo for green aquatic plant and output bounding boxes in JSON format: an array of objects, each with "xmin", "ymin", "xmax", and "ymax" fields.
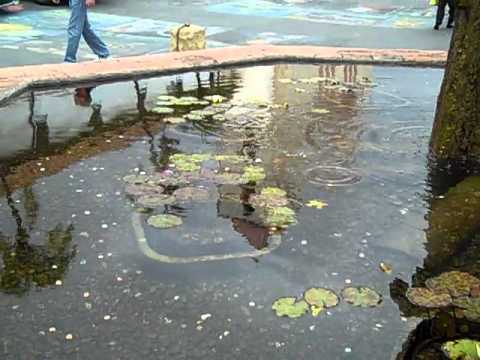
[
  {"xmin": 453, "ymin": 297, "xmax": 480, "ymax": 322},
  {"xmin": 304, "ymin": 288, "xmax": 339, "ymax": 308},
  {"xmin": 250, "ymin": 187, "xmax": 289, "ymax": 209},
  {"xmin": 204, "ymin": 95, "xmax": 226, "ymax": 103},
  {"xmin": 214, "ymin": 155, "xmax": 248, "ymax": 163},
  {"xmin": 426, "ymin": 271, "xmax": 480, "ymax": 298},
  {"xmin": 442, "ymin": 339, "xmax": 480, "ymax": 360},
  {"xmin": 342, "ymin": 287, "xmax": 382, "ymax": 308},
  {"xmin": 406, "ymin": 288, "xmax": 453, "ymax": 309},
  {"xmin": 272, "ymin": 297, "xmax": 309, "ymax": 319},
  {"xmin": 261, "ymin": 187, "xmax": 287, "ymax": 198},
  {"xmin": 137, "ymin": 195, "xmax": 176, "ymax": 208},
  {"xmin": 173, "ymin": 187, "xmax": 210, "ymax": 202},
  {"xmin": 152, "ymin": 107, "xmax": 175, "ymax": 115},
  {"xmin": 147, "ymin": 214, "xmax": 183, "ymax": 229},
  {"xmin": 263, "ymin": 207, "xmax": 297, "ymax": 228},
  {"xmin": 243, "ymin": 166, "xmax": 266, "ymax": 183}
]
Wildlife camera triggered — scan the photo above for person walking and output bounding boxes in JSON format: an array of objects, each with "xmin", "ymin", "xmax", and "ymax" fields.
[
  {"xmin": 63, "ymin": 0, "xmax": 110, "ymax": 63},
  {"xmin": 434, "ymin": 0, "xmax": 455, "ymax": 30}
]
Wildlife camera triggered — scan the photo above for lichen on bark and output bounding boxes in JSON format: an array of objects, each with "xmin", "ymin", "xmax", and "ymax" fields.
[{"xmin": 430, "ymin": 1, "xmax": 480, "ymax": 161}]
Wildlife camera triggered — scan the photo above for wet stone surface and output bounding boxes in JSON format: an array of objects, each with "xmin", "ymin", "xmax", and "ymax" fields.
[{"xmin": 0, "ymin": 64, "xmax": 447, "ymax": 359}]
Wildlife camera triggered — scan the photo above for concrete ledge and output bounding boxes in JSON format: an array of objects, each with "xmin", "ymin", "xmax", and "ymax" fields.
[{"xmin": 0, "ymin": 45, "xmax": 447, "ymax": 106}]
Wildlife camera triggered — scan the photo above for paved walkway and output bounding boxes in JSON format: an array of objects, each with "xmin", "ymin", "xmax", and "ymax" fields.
[{"xmin": 0, "ymin": 45, "xmax": 447, "ymax": 106}]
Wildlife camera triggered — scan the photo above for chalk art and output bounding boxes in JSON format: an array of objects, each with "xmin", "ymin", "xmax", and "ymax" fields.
[
  {"xmin": 0, "ymin": 10, "xmax": 229, "ymax": 60},
  {"xmin": 208, "ymin": 0, "xmax": 435, "ymax": 29}
]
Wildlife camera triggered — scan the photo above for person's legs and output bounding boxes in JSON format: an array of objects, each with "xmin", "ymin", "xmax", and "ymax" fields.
[
  {"xmin": 447, "ymin": 0, "xmax": 455, "ymax": 27},
  {"xmin": 82, "ymin": 14, "xmax": 110, "ymax": 59},
  {"xmin": 64, "ymin": 0, "xmax": 86, "ymax": 63},
  {"xmin": 435, "ymin": 0, "xmax": 447, "ymax": 29}
]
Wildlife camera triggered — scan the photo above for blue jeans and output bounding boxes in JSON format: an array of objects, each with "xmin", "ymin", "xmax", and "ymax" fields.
[{"xmin": 64, "ymin": 0, "xmax": 110, "ymax": 63}]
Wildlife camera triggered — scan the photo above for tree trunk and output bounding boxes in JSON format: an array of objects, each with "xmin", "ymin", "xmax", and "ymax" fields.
[{"xmin": 430, "ymin": 0, "xmax": 480, "ymax": 161}]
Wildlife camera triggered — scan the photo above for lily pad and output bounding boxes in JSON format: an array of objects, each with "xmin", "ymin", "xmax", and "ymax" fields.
[
  {"xmin": 306, "ymin": 200, "xmax": 328, "ymax": 209},
  {"xmin": 405, "ymin": 287, "xmax": 452, "ymax": 308},
  {"xmin": 264, "ymin": 207, "xmax": 297, "ymax": 228},
  {"xmin": 342, "ymin": 287, "xmax": 383, "ymax": 308},
  {"xmin": 204, "ymin": 95, "xmax": 226, "ymax": 103},
  {"xmin": 272, "ymin": 297, "xmax": 309, "ymax": 319},
  {"xmin": 243, "ymin": 166, "xmax": 266, "ymax": 183},
  {"xmin": 137, "ymin": 194, "xmax": 176, "ymax": 208},
  {"xmin": 214, "ymin": 155, "xmax": 248, "ymax": 163},
  {"xmin": 453, "ymin": 297, "xmax": 480, "ymax": 322},
  {"xmin": 213, "ymin": 172, "xmax": 248, "ymax": 185},
  {"xmin": 123, "ymin": 174, "xmax": 150, "ymax": 184},
  {"xmin": 442, "ymin": 339, "xmax": 480, "ymax": 360},
  {"xmin": 147, "ymin": 214, "xmax": 183, "ymax": 229},
  {"xmin": 261, "ymin": 187, "xmax": 287, "ymax": 197},
  {"xmin": 212, "ymin": 114, "xmax": 226, "ymax": 122},
  {"xmin": 184, "ymin": 113, "xmax": 205, "ymax": 121},
  {"xmin": 173, "ymin": 187, "xmax": 210, "ymax": 202},
  {"xmin": 125, "ymin": 184, "xmax": 164, "ymax": 197},
  {"xmin": 165, "ymin": 117, "xmax": 186, "ymax": 124},
  {"xmin": 152, "ymin": 107, "xmax": 175, "ymax": 115},
  {"xmin": 426, "ymin": 271, "xmax": 480, "ymax": 298},
  {"xmin": 250, "ymin": 188, "xmax": 289, "ymax": 208},
  {"xmin": 304, "ymin": 288, "xmax": 339, "ymax": 308},
  {"xmin": 157, "ymin": 95, "xmax": 177, "ymax": 101},
  {"xmin": 156, "ymin": 101, "xmax": 174, "ymax": 107}
]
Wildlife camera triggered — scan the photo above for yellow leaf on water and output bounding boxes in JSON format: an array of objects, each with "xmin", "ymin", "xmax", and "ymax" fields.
[{"xmin": 306, "ymin": 200, "xmax": 328, "ymax": 209}]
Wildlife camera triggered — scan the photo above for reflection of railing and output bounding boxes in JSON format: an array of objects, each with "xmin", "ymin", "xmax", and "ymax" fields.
[{"xmin": 131, "ymin": 212, "xmax": 282, "ymax": 264}]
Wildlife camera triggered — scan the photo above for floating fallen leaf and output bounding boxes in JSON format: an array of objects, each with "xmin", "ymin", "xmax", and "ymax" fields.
[
  {"xmin": 442, "ymin": 339, "xmax": 480, "ymax": 360},
  {"xmin": 272, "ymin": 297, "xmax": 309, "ymax": 319},
  {"xmin": 173, "ymin": 187, "xmax": 210, "ymax": 202},
  {"xmin": 305, "ymin": 200, "xmax": 328, "ymax": 209},
  {"xmin": 312, "ymin": 108, "xmax": 331, "ymax": 114},
  {"xmin": 406, "ymin": 287, "xmax": 452, "ymax": 308},
  {"xmin": 147, "ymin": 214, "xmax": 183, "ymax": 229},
  {"xmin": 379, "ymin": 262, "xmax": 393, "ymax": 274},
  {"xmin": 342, "ymin": 287, "xmax": 382, "ymax": 307}
]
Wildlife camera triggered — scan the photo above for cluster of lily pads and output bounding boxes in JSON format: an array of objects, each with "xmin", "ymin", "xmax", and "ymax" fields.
[
  {"xmin": 278, "ymin": 75, "xmax": 377, "ymax": 94},
  {"xmin": 406, "ymin": 271, "xmax": 480, "ymax": 323},
  {"xmin": 272, "ymin": 286, "xmax": 382, "ymax": 319}
]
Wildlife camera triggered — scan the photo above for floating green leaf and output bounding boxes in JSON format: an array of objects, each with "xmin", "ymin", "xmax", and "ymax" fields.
[
  {"xmin": 147, "ymin": 214, "xmax": 183, "ymax": 229},
  {"xmin": 405, "ymin": 287, "xmax": 452, "ymax": 308},
  {"xmin": 261, "ymin": 187, "xmax": 287, "ymax": 198},
  {"xmin": 137, "ymin": 195, "xmax": 176, "ymax": 208},
  {"xmin": 152, "ymin": 107, "xmax": 175, "ymax": 114},
  {"xmin": 304, "ymin": 288, "xmax": 339, "ymax": 308},
  {"xmin": 264, "ymin": 207, "xmax": 297, "ymax": 228},
  {"xmin": 204, "ymin": 95, "xmax": 226, "ymax": 103},
  {"xmin": 272, "ymin": 297, "xmax": 309, "ymax": 319},
  {"xmin": 156, "ymin": 101, "xmax": 174, "ymax": 107},
  {"xmin": 453, "ymin": 297, "xmax": 480, "ymax": 322},
  {"xmin": 243, "ymin": 166, "xmax": 266, "ymax": 183},
  {"xmin": 184, "ymin": 113, "xmax": 205, "ymax": 121},
  {"xmin": 174, "ymin": 187, "xmax": 210, "ymax": 202},
  {"xmin": 442, "ymin": 339, "xmax": 480, "ymax": 360},
  {"xmin": 342, "ymin": 287, "xmax": 383, "ymax": 307},
  {"xmin": 125, "ymin": 184, "xmax": 164, "ymax": 197},
  {"xmin": 165, "ymin": 117, "xmax": 186, "ymax": 124},
  {"xmin": 157, "ymin": 95, "xmax": 177, "ymax": 101},
  {"xmin": 426, "ymin": 271, "xmax": 480, "ymax": 298}
]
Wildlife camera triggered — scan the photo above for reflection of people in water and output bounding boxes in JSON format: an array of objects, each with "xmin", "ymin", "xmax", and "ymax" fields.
[
  {"xmin": 232, "ymin": 218, "xmax": 269, "ymax": 250},
  {"xmin": 74, "ymin": 87, "xmax": 94, "ymax": 107}
]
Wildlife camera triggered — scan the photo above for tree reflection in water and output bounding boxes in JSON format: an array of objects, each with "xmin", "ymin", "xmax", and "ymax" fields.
[
  {"xmin": 391, "ymin": 161, "xmax": 480, "ymax": 359},
  {"xmin": 0, "ymin": 174, "xmax": 76, "ymax": 296}
]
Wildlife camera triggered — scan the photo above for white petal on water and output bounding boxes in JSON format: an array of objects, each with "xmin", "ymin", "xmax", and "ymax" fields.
[
  {"xmin": 101, "ymin": 224, "xmax": 108, "ymax": 229},
  {"xmin": 104, "ymin": 315, "xmax": 111, "ymax": 321},
  {"xmin": 84, "ymin": 211, "xmax": 91, "ymax": 216},
  {"xmin": 48, "ymin": 327, "xmax": 56, "ymax": 333},
  {"xmin": 345, "ymin": 347, "xmax": 352, "ymax": 353},
  {"xmin": 345, "ymin": 279, "xmax": 352, "ymax": 284},
  {"xmin": 248, "ymin": 301, "xmax": 256, "ymax": 307},
  {"xmin": 200, "ymin": 313, "xmax": 212, "ymax": 321},
  {"xmin": 301, "ymin": 240, "xmax": 308, "ymax": 246},
  {"xmin": 55, "ymin": 280, "xmax": 62, "ymax": 286},
  {"xmin": 65, "ymin": 334, "xmax": 73, "ymax": 340},
  {"xmin": 83, "ymin": 292, "xmax": 90, "ymax": 298}
]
